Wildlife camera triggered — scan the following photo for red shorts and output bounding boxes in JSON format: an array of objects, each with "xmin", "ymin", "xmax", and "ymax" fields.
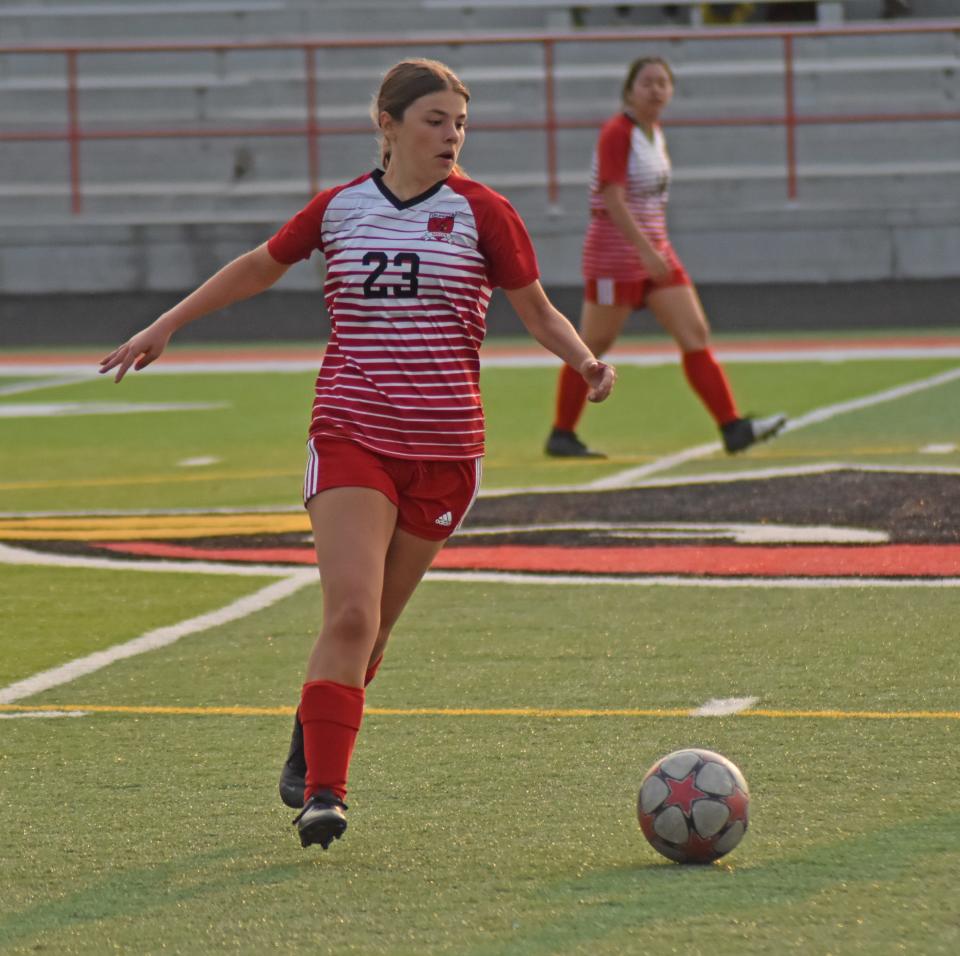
[
  {"xmin": 584, "ymin": 249, "xmax": 691, "ymax": 310},
  {"xmin": 303, "ymin": 437, "xmax": 482, "ymax": 541}
]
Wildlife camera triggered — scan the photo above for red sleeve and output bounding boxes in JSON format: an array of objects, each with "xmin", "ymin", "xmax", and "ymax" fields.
[
  {"xmin": 266, "ymin": 173, "xmax": 369, "ymax": 264},
  {"xmin": 448, "ymin": 177, "xmax": 539, "ymax": 290},
  {"xmin": 595, "ymin": 114, "xmax": 632, "ymax": 190},
  {"xmin": 266, "ymin": 191, "xmax": 331, "ymax": 264}
]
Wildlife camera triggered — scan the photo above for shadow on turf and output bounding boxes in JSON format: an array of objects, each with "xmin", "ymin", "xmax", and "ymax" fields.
[
  {"xmin": 454, "ymin": 811, "xmax": 960, "ymax": 956},
  {"xmin": 2, "ymin": 812, "xmax": 957, "ymax": 950},
  {"xmin": 0, "ymin": 846, "xmax": 307, "ymax": 948}
]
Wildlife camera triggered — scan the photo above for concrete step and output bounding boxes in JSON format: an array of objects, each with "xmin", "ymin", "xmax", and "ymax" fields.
[
  {"xmin": 0, "ymin": 3, "xmax": 304, "ymax": 43},
  {"xmin": 0, "ymin": 0, "xmax": 519, "ymax": 41},
  {"xmin": 3, "ymin": 86, "xmax": 955, "ymax": 140},
  {"xmin": 4, "ymin": 48, "xmax": 956, "ymax": 89},
  {"xmin": 7, "ymin": 110, "xmax": 956, "ymax": 188},
  {"xmin": 3, "ymin": 51, "xmax": 956, "ymax": 132},
  {"xmin": 5, "ymin": 187, "xmax": 960, "ymax": 292},
  {"xmin": 4, "ymin": 157, "xmax": 959, "ymax": 219}
]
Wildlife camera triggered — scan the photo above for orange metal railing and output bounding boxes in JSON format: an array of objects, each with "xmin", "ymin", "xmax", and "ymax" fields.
[{"xmin": 2, "ymin": 21, "xmax": 959, "ymax": 214}]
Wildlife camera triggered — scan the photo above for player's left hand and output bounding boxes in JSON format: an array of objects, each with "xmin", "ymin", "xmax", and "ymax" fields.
[
  {"xmin": 580, "ymin": 358, "xmax": 616, "ymax": 403},
  {"xmin": 99, "ymin": 322, "xmax": 172, "ymax": 383}
]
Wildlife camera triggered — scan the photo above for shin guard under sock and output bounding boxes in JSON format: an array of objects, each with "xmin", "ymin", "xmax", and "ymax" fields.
[
  {"xmin": 553, "ymin": 363, "xmax": 590, "ymax": 432},
  {"xmin": 682, "ymin": 348, "xmax": 739, "ymax": 426},
  {"xmin": 299, "ymin": 679, "xmax": 364, "ymax": 802}
]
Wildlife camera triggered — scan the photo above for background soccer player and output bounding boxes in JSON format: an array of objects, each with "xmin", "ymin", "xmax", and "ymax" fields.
[
  {"xmin": 545, "ymin": 55, "xmax": 785, "ymax": 459},
  {"xmin": 100, "ymin": 58, "xmax": 615, "ymax": 851}
]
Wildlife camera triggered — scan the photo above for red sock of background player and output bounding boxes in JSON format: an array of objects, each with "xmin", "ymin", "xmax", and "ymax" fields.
[
  {"xmin": 682, "ymin": 349, "xmax": 739, "ymax": 426},
  {"xmin": 553, "ymin": 363, "xmax": 590, "ymax": 432},
  {"xmin": 300, "ymin": 680, "xmax": 364, "ymax": 803}
]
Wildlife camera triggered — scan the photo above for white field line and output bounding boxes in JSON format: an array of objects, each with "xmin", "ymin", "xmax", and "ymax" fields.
[
  {"xmin": 0, "ymin": 710, "xmax": 88, "ymax": 719},
  {"xmin": 4, "ymin": 344, "xmax": 960, "ymax": 379},
  {"xmin": 422, "ymin": 571, "xmax": 960, "ymax": 588},
  {"xmin": 0, "ymin": 542, "xmax": 305, "ymax": 578},
  {"xmin": 0, "ymin": 569, "xmax": 315, "ymax": 704},
  {"xmin": 455, "ymin": 520, "xmax": 888, "ymax": 544},
  {"xmin": 783, "ymin": 365, "xmax": 960, "ymax": 431},
  {"xmin": 0, "ymin": 376, "xmax": 87, "ymax": 397},
  {"xmin": 588, "ymin": 441, "xmax": 722, "ymax": 488},
  {"xmin": 477, "ymin": 347, "xmax": 960, "ymax": 368},
  {"xmin": 690, "ymin": 697, "xmax": 760, "ymax": 716},
  {"xmin": 590, "ymin": 365, "xmax": 960, "ymax": 489},
  {"xmin": 0, "ymin": 401, "xmax": 228, "ymax": 419}
]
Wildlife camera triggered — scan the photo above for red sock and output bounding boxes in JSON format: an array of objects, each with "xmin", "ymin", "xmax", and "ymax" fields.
[
  {"xmin": 553, "ymin": 363, "xmax": 590, "ymax": 432},
  {"xmin": 295, "ymin": 656, "xmax": 380, "ymax": 722},
  {"xmin": 682, "ymin": 349, "xmax": 739, "ymax": 426},
  {"xmin": 299, "ymin": 680, "xmax": 364, "ymax": 802},
  {"xmin": 364, "ymin": 654, "xmax": 383, "ymax": 687}
]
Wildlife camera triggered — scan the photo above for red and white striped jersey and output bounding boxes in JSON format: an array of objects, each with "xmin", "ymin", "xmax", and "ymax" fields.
[
  {"xmin": 268, "ymin": 170, "xmax": 539, "ymax": 460},
  {"xmin": 583, "ymin": 113, "xmax": 672, "ymax": 281}
]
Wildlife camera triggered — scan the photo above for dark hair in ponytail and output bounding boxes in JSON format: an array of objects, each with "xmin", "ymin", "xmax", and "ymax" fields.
[{"xmin": 372, "ymin": 58, "xmax": 471, "ymax": 174}]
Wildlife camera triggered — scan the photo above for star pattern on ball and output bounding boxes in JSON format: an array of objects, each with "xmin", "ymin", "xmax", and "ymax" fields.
[{"xmin": 662, "ymin": 771, "xmax": 709, "ymax": 815}]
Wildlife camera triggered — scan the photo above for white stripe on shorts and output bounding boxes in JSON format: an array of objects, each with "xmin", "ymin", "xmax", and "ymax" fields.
[
  {"xmin": 303, "ymin": 438, "xmax": 319, "ymax": 505},
  {"xmin": 454, "ymin": 457, "xmax": 483, "ymax": 534},
  {"xmin": 596, "ymin": 277, "xmax": 615, "ymax": 306}
]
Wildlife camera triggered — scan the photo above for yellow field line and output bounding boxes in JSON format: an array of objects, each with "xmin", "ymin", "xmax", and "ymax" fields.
[
  {"xmin": 0, "ymin": 468, "xmax": 300, "ymax": 492},
  {"xmin": 1, "ymin": 703, "xmax": 958, "ymax": 720},
  {"xmin": 744, "ymin": 708, "xmax": 960, "ymax": 720},
  {"xmin": 0, "ymin": 512, "xmax": 311, "ymax": 540}
]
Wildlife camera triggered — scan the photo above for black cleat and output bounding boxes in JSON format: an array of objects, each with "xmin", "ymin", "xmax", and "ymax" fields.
[
  {"xmin": 721, "ymin": 413, "xmax": 788, "ymax": 454},
  {"xmin": 293, "ymin": 789, "xmax": 348, "ymax": 849},
  {"xmin": 279, "ymin": 712, "xmax": 306, "ymax": 809},
  {"xmin": 545, "ymin": 428, "xmax": 607, "ymax": 459}
]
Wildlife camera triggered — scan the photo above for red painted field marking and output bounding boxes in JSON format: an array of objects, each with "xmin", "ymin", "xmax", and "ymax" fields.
[{"xmin": 100, "ymin": 540, "xmax": 960, "ymax": 578}]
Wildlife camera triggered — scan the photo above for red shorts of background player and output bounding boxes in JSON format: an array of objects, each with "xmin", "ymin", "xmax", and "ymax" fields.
[
  {"xmin": 303, "ymin": 436, "xmax": 482, "ymax": 541},
  {"xmin": 584, "ymin": 248, "xmax": 691, "ymax": 310}
]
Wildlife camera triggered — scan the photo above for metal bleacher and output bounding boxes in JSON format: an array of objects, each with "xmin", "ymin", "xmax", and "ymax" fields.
[{"xmin": 1, "ymin": 0, "xmax": 959, "ymax": 293}]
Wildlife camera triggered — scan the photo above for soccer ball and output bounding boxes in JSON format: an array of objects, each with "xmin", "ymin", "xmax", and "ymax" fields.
[{"xmin": 637, "ymin": 748, "xmax": 750, "ymax": 863}]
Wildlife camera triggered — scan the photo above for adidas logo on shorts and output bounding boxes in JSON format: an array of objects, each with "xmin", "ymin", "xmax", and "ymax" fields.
[{"xmin": 435, "ymin": 511, "xmax": 453, "ymax": 528}]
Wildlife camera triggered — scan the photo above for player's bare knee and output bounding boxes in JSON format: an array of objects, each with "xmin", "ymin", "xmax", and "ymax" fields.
[{"xmin": 326, "ymin": 602, "xmax": 379, "ymax": 648}]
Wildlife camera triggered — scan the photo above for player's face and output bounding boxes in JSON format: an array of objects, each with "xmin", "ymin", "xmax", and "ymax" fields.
[
  {"xmin": 627, "ymin": 63, "xmax": 673, "ymax": 120},
  {"xmin": 384, "ymin": 89, "xmax": 467, "ymax": 179}
]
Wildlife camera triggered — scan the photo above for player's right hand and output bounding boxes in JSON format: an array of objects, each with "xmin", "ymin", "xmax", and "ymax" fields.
[
  {"xmin": 640, "ymin": 248, "xmax": 670, "ymax": 282},
  {"xmin": 99, "ymin": 323, "xmax": 172, "ymax": 383},
  {"xmin": 580, "ymin": 358, "xmax": 616, "ymax": 403}
]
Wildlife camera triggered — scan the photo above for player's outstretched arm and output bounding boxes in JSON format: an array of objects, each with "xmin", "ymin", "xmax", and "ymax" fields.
[
  {"xmin": 99, "ymin": 242, "xmax": 290, "ymax": 383},
  {"xmin": 504, "ymin": 280, "xmax": 615, "ymax": 403}
]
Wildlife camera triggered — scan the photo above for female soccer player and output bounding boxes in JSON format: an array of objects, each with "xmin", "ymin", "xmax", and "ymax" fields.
[
  {"xmin": 100, "ymin": 59, "xmax": 615, "ymax": 851},
  {"xmin": 545, "ymin": 55, "xmax": 785, "ymax": 459}
]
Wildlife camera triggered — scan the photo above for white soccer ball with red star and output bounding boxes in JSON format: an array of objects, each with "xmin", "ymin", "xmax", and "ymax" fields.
[{"xmin": 637, "ymin": 748, "xmax": 750, "ymax": 863}]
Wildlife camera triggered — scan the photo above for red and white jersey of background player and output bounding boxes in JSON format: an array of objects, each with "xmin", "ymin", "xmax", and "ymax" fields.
[
  {"xmin": 582, "ymin": 112, "xmax": 672, "ymax": 281},
  {"xmin": 268, "ymin": 169, "xmax": 539, "ymax": 460}
]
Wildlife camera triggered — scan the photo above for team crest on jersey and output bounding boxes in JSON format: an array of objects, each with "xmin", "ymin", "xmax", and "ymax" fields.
[
  {"xmin": 424, "ymin": 212, "xmax": 457, "ymax": 241},
  {"xmin": 428, "ymin": 212, "xmax": 455, "ymax": 233}
]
